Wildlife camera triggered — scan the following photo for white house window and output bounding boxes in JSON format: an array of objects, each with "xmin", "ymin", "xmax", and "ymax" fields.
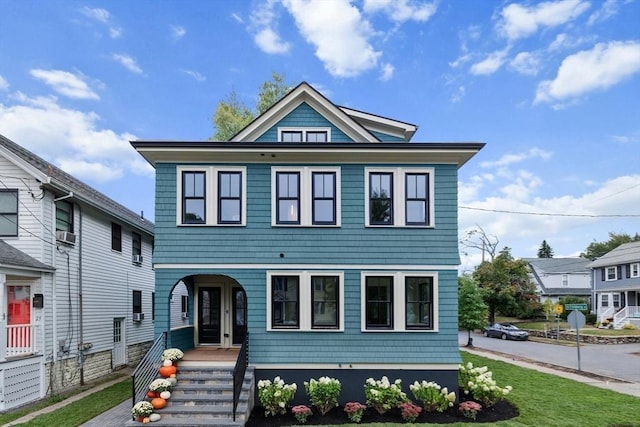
[
  {"xmin": 613, "ymin": 294, "xmax": 620, "ymax": 308},
  {"xmin": 562, "ymin": 274, "xmax": 568, "ymax": 287},
  {"xmin": 361, "ymin": 272, "xmax": 438, "ymax": 332},
  {"xmin": 56, "ymin": 200, "xmax": 74, "ymax": 233},
  {"xmin": 278, "ymin": 128, "xmax": 330, "ymax": 143},
  {"xmin": 177, "ymin": 166, "xmax": 246, "ymax": 226},
  {"xmin": 0, "ymin": 189, "xmax": 18, "ymax": 237},
  {"xmin": 606, "ymin": 266, "xmax": 617, "ymax": 281},
  {"xmin": 365, "ymin": 168, "xmax": 434, "ymax": 227},
  {"xmin": 602, "ymin": 294, "xmax": 609, "ymax": 307},
  {"xmin": 267, "ymin": 271, "xmax": 343, "ymax": 331},
  {"xmin": 630, "ymin": 263, "xmax": 640, "ymax": 278},
  {"xmin": 272, "ymin": 167, "xmax": 341, "ymax": 227}
]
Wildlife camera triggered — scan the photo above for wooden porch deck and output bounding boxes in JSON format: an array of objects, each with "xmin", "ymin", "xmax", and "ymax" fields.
[{"xmin": 180, "ymin": 347, "xmax": 240, "ymax": 365}]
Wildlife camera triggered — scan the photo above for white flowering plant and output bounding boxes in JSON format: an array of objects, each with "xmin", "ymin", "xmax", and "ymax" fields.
[
  {"xmin": 161, "ymin": 348, "xmax": 184, "ymax": 362},
  {"xmin": 257, "ymin": 376, "xmax": 297, "ymax": 417},
  {"xmin": 459, "ymin": 362, "xmax": 512, "ymax": 407},
  {"xmin": 149, "ymin": 378, "xmax": 173, "ymax": 392},
  {"xmin": 304, "ymin": 376, "xmax": 341, "ymax": 415},
  {"xmin": 409, "ymin": 380, "xmax": 456, "ymax": 412},
  {"xmin": 132, "ymin": 401, "xmax": 153, "ymax": 418},
  {"xmin": 363, "ymin": 376, "xmax": 408, "ymax": 414}
]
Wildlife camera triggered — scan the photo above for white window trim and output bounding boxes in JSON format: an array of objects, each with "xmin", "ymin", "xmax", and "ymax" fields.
[
  {"xmin": 601, "ymin": 294, "xmax": 609, "ymax": 307},
  {"xmin": 176, "ymin": 166, "xmax": 247, "ymax": 226},
  {"xmin": 605, "ymin": 266, "xmax": 617, "ymax": 281},
  {"xmin": 266, "ymin": 271, "xmax": 344, "ymax": 332},
  {"xmin": 364, "ymin": 167, "xmax": 435, "ymax": 228},
  {"xmin": 278, "ymin": 127, "xmax": 332, "ymax": 142},
  {"xmin": 271, "ymin": 167, "xmax": 341, "ymax": 227},
  {"xmin": 360, "ymin": 272, "xmax": 439, "ymax": 332},
  {"xmin": 630, "ymin": 263, "xmax": 640, "ymax": 278}
]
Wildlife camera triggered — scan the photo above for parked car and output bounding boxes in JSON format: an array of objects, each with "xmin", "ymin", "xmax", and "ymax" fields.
[{"xmin": 483, "ymin": 323, "xmax": 529, "ymax": 341}]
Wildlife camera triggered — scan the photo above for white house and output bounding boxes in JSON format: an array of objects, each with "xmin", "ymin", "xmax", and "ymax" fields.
[
  {"xmin": 524, "ymin": 257, "xmax": 592, "ymax": 305},
  {"xmin": 0, "ymin": 134, "xmax": 155, "ymax": 411}
]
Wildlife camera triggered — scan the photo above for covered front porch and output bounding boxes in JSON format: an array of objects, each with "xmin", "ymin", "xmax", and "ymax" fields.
[{"xmin": 596, "ymin": 289, "xmax": 640, "ymax": 328}]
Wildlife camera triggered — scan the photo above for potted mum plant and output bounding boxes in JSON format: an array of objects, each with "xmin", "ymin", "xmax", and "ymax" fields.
[{"xmin": 131, "ymin": 401, "xmax": 153, "ymax": 421}]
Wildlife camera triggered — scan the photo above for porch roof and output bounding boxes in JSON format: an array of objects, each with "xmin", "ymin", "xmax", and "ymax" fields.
[{"xmin": 0, "ymin": 240, "xmax": 55, "ymax": 274}]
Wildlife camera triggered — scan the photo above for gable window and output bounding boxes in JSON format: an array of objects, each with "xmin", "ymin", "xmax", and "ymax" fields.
[
  {"xmin": 111, "ymin": 222, "xmax": 122, "ymax": 252},
  {"xmin": 267, "ymin": 271, "xmax": 344, "ymax": 331},
  {"xmin": 562, "ymin": 274, "xmax": 569, "ymax": 287},
  {"xmin": 365, "ymin": 168, "xmax": 434, "ymax": 227},
  {"xmin": 56, "ymin": 200, "xmax": 74, "ymax": 233},
  {"xmin": 361, "ymin": 272, "xmax": 438, "ymax": 332},
  {"xmin": 278, "ymin": 128, "xmax": 330, "ymax": 143},
  {"xmin": 0, "ymin": 189, "xmax": 18, "ymax": 237},
  {"xmin": 272, "ymin": 167, "xmax": 341, "ymax": 226},
  {"xmin": 606, "ymin": 266, "xmax": 617, "ymax": 281},
  {"xmin": 630, "ymin": 263, "xmax": 639, "ymax": 278},
  {"xmin": 177, "ymin": 166, "xmax": 246, "ymax": 226}
]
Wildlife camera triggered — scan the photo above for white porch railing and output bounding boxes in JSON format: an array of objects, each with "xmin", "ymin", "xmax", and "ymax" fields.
[
  {"xmin": 6, "ymin": 324, "xmax": 36, "ymax": 357},
  {"xmin": 613, "ymin": 306, "xmax": 640, "ymax": 329},
  {"xmin": 599, "ymin": 306, "xmax": 615, "ymax": 323}
]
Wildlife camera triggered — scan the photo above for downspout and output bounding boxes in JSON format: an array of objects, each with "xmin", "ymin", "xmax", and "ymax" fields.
[{"xmin": 78, "ymin": 203, "xmax": 85, "ymax": 385}]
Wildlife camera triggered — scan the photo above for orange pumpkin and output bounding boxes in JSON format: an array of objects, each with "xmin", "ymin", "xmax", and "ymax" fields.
[
  {"xmin": 158, "ymin": 365, "xmax": 177, "ymax": 378},
  {"xmin": 151, "ymin": 397, "xmax": 167, "ymax": 409},
  {"xmin": 146, "ymin": 390, "xmax": 157, "ymax": 399}
]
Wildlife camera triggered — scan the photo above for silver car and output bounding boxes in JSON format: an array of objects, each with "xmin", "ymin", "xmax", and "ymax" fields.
[{"xmin": 483, "ymin": 323, "xmax": 529, "ymax": 341}]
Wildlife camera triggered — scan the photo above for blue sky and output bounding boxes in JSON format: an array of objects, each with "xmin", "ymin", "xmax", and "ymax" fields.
[{"xmin": 1, "ymin": 0, "xmax": 638, "ymax": 271}]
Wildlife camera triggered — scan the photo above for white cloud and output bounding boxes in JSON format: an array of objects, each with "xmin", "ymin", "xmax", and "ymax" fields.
[
  {"xmin": 509, "ymin": 51, "xmax": 542, "ymax": 76},
  {"xmin": 182, "ymin": 70, "xmax": 206, "ymax": 82},
  {"xmin": 480, "ymin": 148, "xmax": 552, "ymax": 168},
  {"xmin": 535, "ymin": 41, "xmax": 640, "ymax": 105},
  {"xmin": 363, "ymin": 0, "xmax": 437, "ymax": 23},
  {"xmin": 171, "ymin": 25, "xmax": 186, "ymax": 40},
  {"xmin": 254, "ymin": 28, "xmax": 291, "ymax": 54},
  {"xmin": 610, "ymin": 133, "xmax": 640, "ymax": 144},
  {"xmin": 497, "ymin": 0, "xmax": 590, "ymax": 40},
  {"xmin": 588, "ymin": 0, "xmax": 619, "ymax": 25},
  {"xmin": 283, "ymin": 0, "xmax": 381, "ymax": 77},
  {"xmin": 470, "ymin": 48, "xmax": 509, "ymax": 75},
  {"xmin": 79, "ymin": 6, "xmax": 122, "ymax": 39},
  {"xmin": 380, "ymin": 63, "xmax": 394, "ymax": 81},
  {"xmin": 111, "ymin": 54, "xmax": 144, "ymax": 74},
  {"xmin": 30, "ymin": 69, "xmax": 99, "ymax": 100},
  {"xmin": 250, "ymin": 0, "xmax": 291, "ymax": 55},
  {"xmin": 0, "ymin": 75, "xmax": 8, "ymax": 90},
  {"xmin": 231, "ymin": 13, "xmax": 244, "ymax": 24},
  {"xmin": 0, "ymin": 93, "xmax": 153, "ymax": 181},
  {"xmin": 450, "ymin": 85, "xmax": 466, "ymax": 103}
]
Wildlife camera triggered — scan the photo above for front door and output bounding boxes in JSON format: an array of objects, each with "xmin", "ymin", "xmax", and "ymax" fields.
[{"xmin": 198, "ymin": 287, "xmax": 222, "ymax": 344}]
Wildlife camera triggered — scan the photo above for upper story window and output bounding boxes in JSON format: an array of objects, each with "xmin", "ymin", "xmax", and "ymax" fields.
[
  {"xmin": 0, "ymin": 189, "xmax": 18, "ymax": 237},
  {"xmin": 631, "ymin": 263, "xmax": 640, "ymax": 278},
  {"xmin": 132, "ymin": 232, "xmax": 142, "ymax": 259},
  {"xmin": 278, "ymin": 128, "xmax": 330, "ymax": 143},
  {"xmin": 562, "ymin": 274, "xmax": 569, "ymax": 287},
  {"xmin": 365, "ymin": 168, "xmax": 434, "ymax": 227},
  {"xmin": 361, "ymin": 272, "xmax": 437, "ymax": 332},
  {"xmin": 177, "ymin": 166, "xmax": 246, "ymax": 226},
  {"xmin": 605, "ymin": 266, "xmax": 617, "ymax": 281},
  {"xmin": 55, "ymin": 200, "xmax": 74, "ymax": 233},
  {"xmin": 111, "ymin": 222, "xmax": 122, "ymax": 252},
  {"xmin": 272, "ymin": 167, "xmax": 341, "ymax": 227}
]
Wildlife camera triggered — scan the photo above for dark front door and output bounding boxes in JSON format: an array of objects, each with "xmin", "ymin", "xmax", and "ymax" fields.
[
  {"xmin": 198, "ymin": 287, "xmax": 221, "ymax": 344},
  {"xmin": 232, "ymin": 288, "xmax": 247, "ymax": 345}
]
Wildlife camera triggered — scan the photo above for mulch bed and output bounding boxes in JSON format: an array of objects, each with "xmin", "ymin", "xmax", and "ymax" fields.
[{"xmin": 246, "ymin": 396, "xmax": 518, "ymax": 426}]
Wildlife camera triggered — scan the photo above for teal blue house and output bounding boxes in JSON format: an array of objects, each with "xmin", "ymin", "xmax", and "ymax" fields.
[{"xmin": 132, "ymin": 82, "xmax": 484, "ymax": 402}]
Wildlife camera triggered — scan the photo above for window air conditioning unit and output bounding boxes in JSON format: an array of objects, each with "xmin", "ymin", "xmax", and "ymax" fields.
[
  {"xmin": 132, "ymin": 254, "xmax": 143, "ymax": 264},
  {"xmin": 133, "ymin": 313, "xmax": 144, "ymax": 322},
  {"xmin": 56, "ymin": 230, "xmax": 76, "ymax": 245}
]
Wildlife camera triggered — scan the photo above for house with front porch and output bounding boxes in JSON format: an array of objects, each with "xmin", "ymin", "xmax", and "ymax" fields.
[
  {"xmin": 0, "ymin": 134, "xmax": 155, "ymax": 411},
  {"xmin": 132, "ymin": 82, "xmax": 484, "ymax": 421},
  {"xmin": 589, "ymin": 241, "xmax": 640, "ymax": 328}
]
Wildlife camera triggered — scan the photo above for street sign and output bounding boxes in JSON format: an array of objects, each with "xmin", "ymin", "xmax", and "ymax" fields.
[
  {"xmin": 565, "ymin": 303, "xmax": 588, "ymax": 311},
  {"xmin": 568, "ymin": 310, "xmax": 586, "ymax": 330},
  {"xmin": 553, "ymin": 304, "xmax": 563, "ymax": 315}
]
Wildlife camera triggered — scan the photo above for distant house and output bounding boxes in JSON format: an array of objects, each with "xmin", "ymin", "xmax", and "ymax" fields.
[
  {"xmin": 588, "ymin": 241, "xmax": 640, "ymax": 329},
  {"xmin": 0, "ymin": 135, "xmax": 155, "ymax": 411},
  {"xmin": 524, "ymin": 257, "xmax": 592, "ymax": 304},
  {"xmin": 132, "ymin": 81, "xmax": 484, "ymax": 409}
]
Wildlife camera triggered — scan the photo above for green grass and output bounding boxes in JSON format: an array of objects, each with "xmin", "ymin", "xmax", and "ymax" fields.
[{"xmin": 2, "ymin": 355, "xmax": 638, "ymax": 427}]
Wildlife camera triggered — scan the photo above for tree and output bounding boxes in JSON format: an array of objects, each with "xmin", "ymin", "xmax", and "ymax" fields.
[
  {"xmin": 211, "ymin": 72, "xmax": 292, "ymax": 141},
  {"xmin": 537, "ymin": 240, "xmax": 554, "ymax": 258},
  {"xmin": 458, "ymin": 275, "xmax": 488, "ymax": 347},
  {"xmin": 580, "ymin": 232, "xmax": 640, "ymax": 260},
  {"xmin": 460, "ymin": 224, "xmax": 499, "ymax": 262},
  {"xmin": 472, "ymin": 247, "xmax": 539, "ymax": 324}
]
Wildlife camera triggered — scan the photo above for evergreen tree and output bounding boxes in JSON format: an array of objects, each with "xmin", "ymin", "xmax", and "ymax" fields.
[{"xmin": 537, "ymin": 240, "xmax": 554, "ymax": 258}]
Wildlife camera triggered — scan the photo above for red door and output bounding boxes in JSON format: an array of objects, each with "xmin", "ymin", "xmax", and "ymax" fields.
[{"xmin": 7, "ymin": 286, "xmax": 31, "ymax": 348}]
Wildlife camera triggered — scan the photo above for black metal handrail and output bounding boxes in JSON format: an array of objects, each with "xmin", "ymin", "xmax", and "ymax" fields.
[
  {"xmin": 232, "ymin": 332, "xmax": 249, "ymax": 421},
  {"xmin": 131, "ymin": 332, "xmax": 167, "ymax": 415}
]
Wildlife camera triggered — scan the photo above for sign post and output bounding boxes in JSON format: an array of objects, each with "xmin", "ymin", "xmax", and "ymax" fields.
[
  {"xmin": 553, "ymin": 304, "xmax": 563, "ymax": 339},
  {"xmin": 567, "ymin": 310, "xmax": 586, "ymax": 371}
]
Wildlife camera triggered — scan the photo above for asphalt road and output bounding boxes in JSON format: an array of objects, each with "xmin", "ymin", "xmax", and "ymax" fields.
[{"xmin": 459, "ymin": 330, "xmax": 640, "ymax": 383}]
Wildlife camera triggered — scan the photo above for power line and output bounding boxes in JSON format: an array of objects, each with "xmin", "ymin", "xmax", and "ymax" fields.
[{"xmin": 459, "ymin": 206, "xmax": 640, "ymax": 218}]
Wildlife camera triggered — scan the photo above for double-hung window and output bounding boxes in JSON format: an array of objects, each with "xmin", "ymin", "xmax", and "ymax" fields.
[
  {"xmin": 361, "ymin": 272, "xmax": 437, "ymax": 332},
  {"xmin": 111, "ymin": 222, "xmax": 122, "ymax": 252},
  {"xmin": 267, "ymin": 271, "xmax": 343, "ymax": 331},
  {"xmin": 365, "ymin": 168, "xmax": 433, "ymax": 227},
  {"xmin": 605, "ymin": 266, "xmax": 617, "ymax": 281},
  {"xmin": 272, "ymin": 167, "xmax": 340, "ymax": 226},
  {"xmin": 56, "ymin": 200, "xmax": 74, "ymax": 233},
  {"xmin": 630, "ymin": 263, "xmax": 639, "ymax": 278},
  {"xmin": 177, "ymin": 166, "xmax": 246, "ymax": 226},
  {"xmin": 279, "ymin": 128, "xmax": 330, "ymax": 143},
  {"xmin": 0, "ymin": 189, "xmax": 18, "ymax": 237}
]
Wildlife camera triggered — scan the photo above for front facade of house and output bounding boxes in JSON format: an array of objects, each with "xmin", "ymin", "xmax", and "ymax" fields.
[
  {"xmin": 0, "ymin": 135, "xmax": 155, "ymax": 411},
  {"xmin": 589, "ymin": 241, "xmax": 640, "ymax": 328},
  {"xmin": 133, "ymin": 83, "xmax": 484, "ymax": 402},
  {"xmin": 525, "ymin": 257, "xmax": 592, "ymax": 305}
]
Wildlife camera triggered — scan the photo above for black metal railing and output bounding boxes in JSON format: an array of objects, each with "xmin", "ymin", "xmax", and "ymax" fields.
[
  {"xmin": 232, "ymin": 332, "xmax": 249, "ymax": 421},
  {"xmin": 131, "ymin": 332, "xmax": 167, "ymax": 414}
]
